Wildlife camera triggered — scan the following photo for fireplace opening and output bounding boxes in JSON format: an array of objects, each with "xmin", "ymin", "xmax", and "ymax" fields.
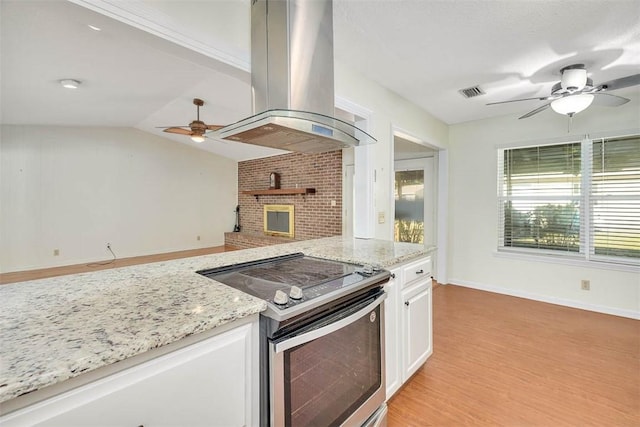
[{"xmin": 264, "ymin": 205, "xmax": 295, "ymax": 238}]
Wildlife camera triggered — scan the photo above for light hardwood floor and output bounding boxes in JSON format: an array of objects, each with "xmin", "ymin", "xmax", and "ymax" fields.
[{"xmin": 388, "ymin": 284, "xmax": 640, "ymax": 426}]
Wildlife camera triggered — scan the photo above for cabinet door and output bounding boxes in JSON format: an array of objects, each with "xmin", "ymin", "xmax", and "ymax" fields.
[
  {"xmin": 384, "ymin": 268, "xmax": 401, "ymax": 400},
  {"xmin": 402, "ymin": 282, "xmax": 432, "ymax": 382},
  {"xmin": 2, "ymin": 322, "xmax": 256, "ymax": 427}
]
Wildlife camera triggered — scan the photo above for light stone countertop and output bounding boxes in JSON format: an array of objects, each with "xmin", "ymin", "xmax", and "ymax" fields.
[{"xmin": 0, "ymin": 236, "xmax": 429, "ymax": 404}]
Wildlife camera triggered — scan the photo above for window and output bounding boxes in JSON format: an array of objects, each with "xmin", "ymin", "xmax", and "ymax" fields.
[
  {"xmin": 590, "ymin": 136, "xmax": 640, "ymax": 261},
  {"xmin": 395, "ymin": 169, "xmax": 425, "ymax": 244},
  {"xmin": 498, "ymin": 134, "xmax": 640, "ymax": 266}
]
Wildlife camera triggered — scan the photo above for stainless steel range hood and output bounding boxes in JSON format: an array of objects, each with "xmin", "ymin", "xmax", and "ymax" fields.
[{"xmin": 217, "ymin": 0, "xmax": 376, "ymax": 153}]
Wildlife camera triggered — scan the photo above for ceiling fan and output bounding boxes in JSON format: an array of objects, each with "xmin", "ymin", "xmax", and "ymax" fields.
[
  {"xmin": 158, "ymin": 98, "xmax": 225, "ymax": 142},
  {"xmin": 488, "ymin": 64, "xmax": 640, "ymax": 119}
]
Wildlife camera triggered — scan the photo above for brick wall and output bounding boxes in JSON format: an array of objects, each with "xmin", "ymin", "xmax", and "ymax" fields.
[{"xmin": 233, "ymin": 151, "xmax": 342, "ymax": 245}]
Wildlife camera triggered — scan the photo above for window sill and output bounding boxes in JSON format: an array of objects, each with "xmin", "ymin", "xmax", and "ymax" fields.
[{"xmin": 494, "ymin": 249, "xmax": 640, "ymax": 273}]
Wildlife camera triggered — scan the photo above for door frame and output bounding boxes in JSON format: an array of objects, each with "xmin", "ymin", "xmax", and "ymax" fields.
[{"xmin": 391, "ymin": 125, "xmax": 449, "ymax": 285}]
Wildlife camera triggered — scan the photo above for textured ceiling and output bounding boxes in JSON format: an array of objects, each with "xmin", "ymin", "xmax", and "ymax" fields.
[
  {"xmin": 333, "ymin": 0, "xmax": 640, "ymax": 124},
  {"xmin": 1, "ymin": 0, "xmax": 639, "ymax": 160}
]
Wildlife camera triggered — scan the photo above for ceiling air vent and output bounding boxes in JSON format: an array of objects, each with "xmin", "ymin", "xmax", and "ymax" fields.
[{"xmin": 459, "ymin": 86, "xmax": 485, "ymax": 99}]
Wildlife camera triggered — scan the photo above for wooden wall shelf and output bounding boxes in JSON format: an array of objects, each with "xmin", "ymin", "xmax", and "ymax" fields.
[{"xmin": 242, "ymin": 188, "xmax": 316, "ymax": 200}]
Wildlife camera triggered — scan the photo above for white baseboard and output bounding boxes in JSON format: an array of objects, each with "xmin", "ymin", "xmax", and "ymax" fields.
[{"xmin": 447, "ymin": 278, "xmax": 640, "ymax": 320}]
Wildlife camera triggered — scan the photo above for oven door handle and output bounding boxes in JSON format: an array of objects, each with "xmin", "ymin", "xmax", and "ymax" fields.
[{"xmin": 274, "ymin": 292, "xmax": 386, "ymax": 354}]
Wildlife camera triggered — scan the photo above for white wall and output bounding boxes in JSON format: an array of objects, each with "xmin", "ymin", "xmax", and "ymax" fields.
[
  {"xmin": 335, "ymin": 61, "xmax": 449, "ymax": 240},
  {"xmin": 448, "ymin": 92, "xmax": 640, "ymax": 318},
  {"xmin": 1, "ymin": 126, "xmax": 238, "ymax": 273}
]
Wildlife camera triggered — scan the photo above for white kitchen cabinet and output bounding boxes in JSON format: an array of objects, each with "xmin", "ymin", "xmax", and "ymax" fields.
[
  {"xmin": 384, "ymin": 266, "xmax": 401, "ymax": 399},
  {"xmin": 0, "ymin": 320, "xmax": 258, "ymax": 427},
  {"xmin": 401, "ymin": 257, "xmax": 431, "ymax": 289},
  {"xmin": 401, "ymin": 280, "xmax": 432, "ymax": 382},
  {"xmin": 384, "ymin": 255, "xmax": 433, "ymax": 399}
]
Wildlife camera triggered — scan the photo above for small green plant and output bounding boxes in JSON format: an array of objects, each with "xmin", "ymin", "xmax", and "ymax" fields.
[{"xmin": 395, "ymin": 220, "xmax": 424, "ymax": 244}]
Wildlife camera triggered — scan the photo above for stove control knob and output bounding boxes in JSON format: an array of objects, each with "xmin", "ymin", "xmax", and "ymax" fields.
[
  {"xmin": 273, "ymin": 290, "xmax": 289, "ymax": 305},
  {"xmin": 290, "ymin": 286, "xmax": 303, "ymax": 300}
]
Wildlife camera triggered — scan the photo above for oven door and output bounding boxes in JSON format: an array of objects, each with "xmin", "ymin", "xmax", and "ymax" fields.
[{"xmin": 269, "ymin": 292, "xmax": 386, "ymax": 427}]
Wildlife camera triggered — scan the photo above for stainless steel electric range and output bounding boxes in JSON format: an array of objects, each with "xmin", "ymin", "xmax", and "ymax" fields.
[{"xmin": 198, "ymin": 253, "xmax": 390, "ymax": 427}]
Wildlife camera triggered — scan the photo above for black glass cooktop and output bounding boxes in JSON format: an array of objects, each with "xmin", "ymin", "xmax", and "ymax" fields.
[
  {"xmin": 198, "ymin": 253, "xmax": 359, "ymax": 299},
  {"xmin": 198, "ymin": 253, "xmax": 390, "ymax": 322}
]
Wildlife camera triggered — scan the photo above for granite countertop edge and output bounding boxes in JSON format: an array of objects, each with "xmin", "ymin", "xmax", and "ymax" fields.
[{"xmin": 0, "ymin": 236, "xmax": 429, "ymax": 404}]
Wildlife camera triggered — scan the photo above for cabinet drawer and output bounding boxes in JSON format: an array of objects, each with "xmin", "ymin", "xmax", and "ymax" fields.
[{"xmin": 402, "ymin": 257, "xmax": 431, "ymax": 288}]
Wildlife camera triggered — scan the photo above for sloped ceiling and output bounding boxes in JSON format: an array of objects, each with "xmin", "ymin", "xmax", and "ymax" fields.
[{"xmin": 0, "ymin": 0, "xmax": 285, "ymax": 161}]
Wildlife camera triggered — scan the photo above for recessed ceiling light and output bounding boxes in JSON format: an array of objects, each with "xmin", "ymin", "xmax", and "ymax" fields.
[
  {"xmin": 59, "ymin": 79, "xmax": 82, "ymax": 89},
  {"xmin": 88, "ymin": 24, "xmax": 102, "ymax": 31}
]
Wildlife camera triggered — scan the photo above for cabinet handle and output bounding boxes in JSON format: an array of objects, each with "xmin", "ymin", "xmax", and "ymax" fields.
[
  {"xmin": 405, "ymin": 301, "xmax": 410, "ymax": 306},
  {"xmin": 416, "ymin": 269, "xmax": 424, "ymax": 274},
  {"xmin": 390, "ymin": 273, "xmax": 396, "ymax": 279}
]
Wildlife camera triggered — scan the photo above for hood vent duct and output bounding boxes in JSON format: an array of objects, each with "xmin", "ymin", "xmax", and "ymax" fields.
[{"xmin": 217, "ymin": 0, "xmax": 376, "ymax": 153}]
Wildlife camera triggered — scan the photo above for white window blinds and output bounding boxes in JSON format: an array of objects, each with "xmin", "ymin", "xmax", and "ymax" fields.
[
  {"xmin": 498, "ymin": 134, "xmax": 640, "ymax": 267},
  {"xmin": 590, "ymin": 135, "xmax": 640, "ymax": 263},
  {"xmin": 498, "ymin": 142, "xmax": 582, "ymax": 254}
]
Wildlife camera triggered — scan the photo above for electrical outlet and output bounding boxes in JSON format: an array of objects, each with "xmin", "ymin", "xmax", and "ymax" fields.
[
  {"xmin": 378, "ymin": 211, "xmax": 385, "ymax": 224},
  {"xmin": 197, "ymin": 235, "xmax": 201, "ymax": 241},
  {"xmin": 581, "ymin": 280, "xmax": 590, "ymax": 291},
  {"xmin": 330, "ymin": 200, "xmax": 337, "ymax": 207},
  {"xmin": 53, "ymin": 249, "xmax": 59, "ymax": 256}
]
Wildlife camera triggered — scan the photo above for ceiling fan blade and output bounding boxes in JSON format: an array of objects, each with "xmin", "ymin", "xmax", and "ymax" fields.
[
  {"xmin": 596, "ymin": 74, "xmax": 640, "ymax": 92},
  {"xmin": 206, "ymin": 124, "xmax": 225, "ymax": 131},
  {"xmin": 518, "ymin": 103, "xmax": 550, "ymax": 119},
  {"xmin": 163, "ymin": 127, "xmax": 193, "ymax": 135},
  {"xmin": 592, "ymin": 92, "xmax": 630, "ymax": 107},
  {"xmin": 487, "ymin": 96, "xmax": 549, "ymax": 106}
]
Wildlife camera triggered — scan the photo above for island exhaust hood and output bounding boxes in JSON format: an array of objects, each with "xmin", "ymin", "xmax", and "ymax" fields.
[{"xmin": 217, "ymin": 0, "xmax": 376, "ymax": 153}]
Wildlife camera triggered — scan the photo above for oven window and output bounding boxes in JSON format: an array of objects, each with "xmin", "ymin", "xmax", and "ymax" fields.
[{"xmin": 283, "ymin": 305, "xmax": 381, "ymax": 427}]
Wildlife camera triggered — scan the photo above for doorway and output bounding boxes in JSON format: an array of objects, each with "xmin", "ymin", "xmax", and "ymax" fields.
[{"xmin": 393, "ymin": 135, "xmax": 437, "ymax": 247}]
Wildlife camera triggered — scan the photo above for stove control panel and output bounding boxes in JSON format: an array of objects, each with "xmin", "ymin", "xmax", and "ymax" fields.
[{"xmin": 270, "ymin": 274, "xmax": 372, "ymax": 309}]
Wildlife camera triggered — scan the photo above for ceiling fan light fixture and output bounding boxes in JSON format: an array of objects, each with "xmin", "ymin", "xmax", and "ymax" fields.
[
  {"xmin": 550, "ymin": 94, "xmax": 594, "ymax": 116},
  {"xmin": 59, "ymin": 79, "xmax": 81, "ymax": 89},
  {"xmin": 190, "ymin": 134, "xmax": 205, "ymax": 143}
]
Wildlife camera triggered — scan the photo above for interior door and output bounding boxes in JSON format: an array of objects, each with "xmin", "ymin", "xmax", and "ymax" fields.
[{"xmin": 394, "ymin": 158, "xmax": 435, "ymax": 246}]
